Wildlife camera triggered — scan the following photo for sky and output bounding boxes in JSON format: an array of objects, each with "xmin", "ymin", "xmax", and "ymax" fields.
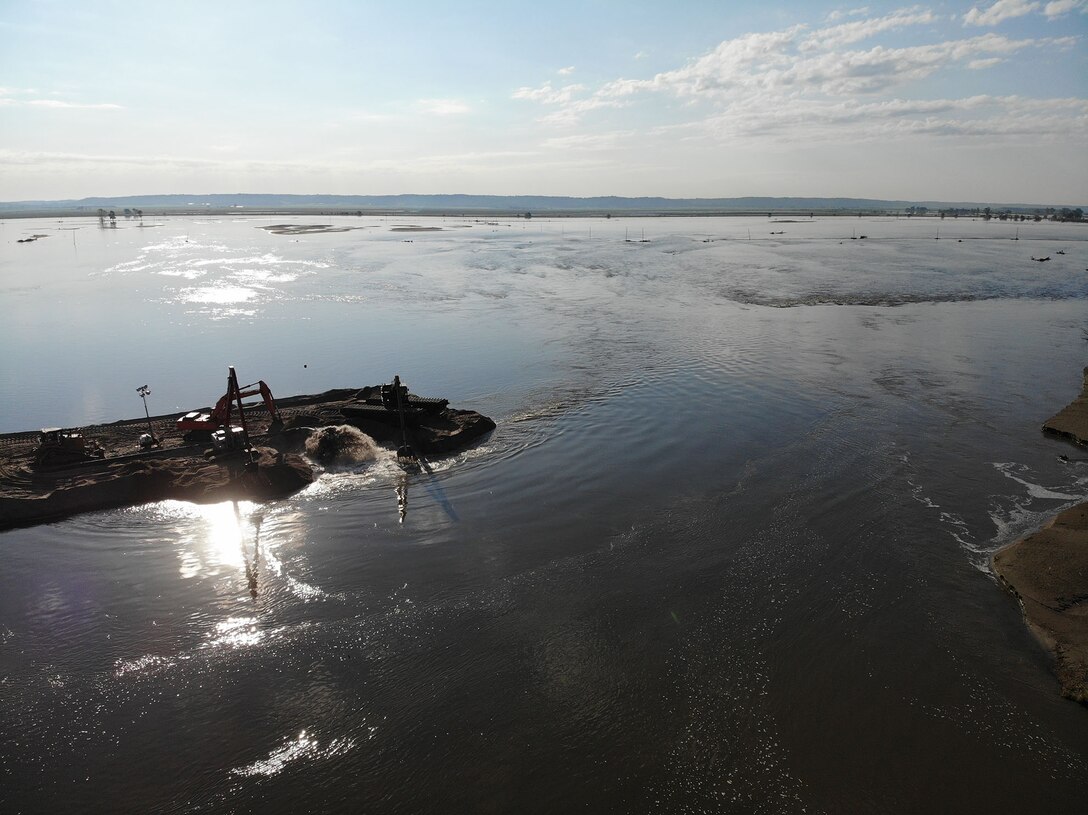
[{"xmin": 1, "ymin": 0, "xmax": 1085, "ymax": 203}]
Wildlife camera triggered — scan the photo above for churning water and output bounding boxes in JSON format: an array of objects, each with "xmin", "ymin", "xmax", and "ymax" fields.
[{"xmin": 1, "ymin": 214, "xmax": 1087, "ymax": 813}]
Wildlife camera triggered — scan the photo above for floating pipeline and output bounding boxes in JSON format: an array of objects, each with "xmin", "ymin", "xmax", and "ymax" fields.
[{"xmin": 0, "ymin": 387, "xmax": 495, "ymax": 531}]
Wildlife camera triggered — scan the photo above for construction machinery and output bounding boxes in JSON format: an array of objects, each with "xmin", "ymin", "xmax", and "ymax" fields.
[
  {"xmin": 385, "ymin": 375, "xmax": 422, "ymax": 472},
  {"xmin": 34, "ymin": 428, "xmax": 105, "ymax": 468},
  {"xmin": 177, "ymin": 368, "xmax": 282, "ymax": 441}
]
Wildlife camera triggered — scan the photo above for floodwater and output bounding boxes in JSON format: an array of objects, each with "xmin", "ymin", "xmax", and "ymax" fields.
[{"xmin": 1, "ymin": 213, "xmax": 1086, "ymax": 813}]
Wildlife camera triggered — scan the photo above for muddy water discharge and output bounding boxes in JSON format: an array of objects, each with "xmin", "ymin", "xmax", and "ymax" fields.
[
  {"xmin": 1, "ymin": 215, "xmax": 1087, "ymax": 813},
  {"xmin": 304, "ymin": 425, "xmax": 382, "ymax": 467}
]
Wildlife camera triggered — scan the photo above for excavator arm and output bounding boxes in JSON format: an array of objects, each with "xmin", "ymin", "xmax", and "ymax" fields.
[
  {"xmin": 176, "ymin": 372, "xmax": 281, "ymax": 435},
  {"xmin": 236, "ymin": 381, "xmax": 282, "ymax": 425}
]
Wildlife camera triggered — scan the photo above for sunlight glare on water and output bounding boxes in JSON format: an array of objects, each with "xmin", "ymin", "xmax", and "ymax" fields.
[{"xmin": 149, "ymin": 500, "xmax": 258, "ymax": 579}]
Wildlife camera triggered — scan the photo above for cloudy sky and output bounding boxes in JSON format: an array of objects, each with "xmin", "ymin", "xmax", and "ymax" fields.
[{"xmin": 1, "ymin": 0, "xmax": 1085, "ymax": 203}]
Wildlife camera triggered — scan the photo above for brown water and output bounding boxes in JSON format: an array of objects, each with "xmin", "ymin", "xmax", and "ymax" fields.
[{"xmin": 1, "ymin": 215, "xmax": 1086, "ymax": 813}]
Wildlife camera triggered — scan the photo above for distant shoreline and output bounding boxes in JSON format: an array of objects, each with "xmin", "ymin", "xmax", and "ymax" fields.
[
  {"xmin": 0, "ymin": 207, "xmax": 902, "ymax": 220},
  {"xmin": 3, "ymin": 193, "xmax": 1084, "ymax": 221},
  {"xmin": 3, "ymin": 208, "xmax": 1084, "ymax": 221}
]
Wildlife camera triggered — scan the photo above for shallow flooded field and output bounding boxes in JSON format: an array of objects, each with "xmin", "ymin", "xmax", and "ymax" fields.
[{"xmin": 2, "ymin": 214, "xmax": 1087, "ymax": 813}]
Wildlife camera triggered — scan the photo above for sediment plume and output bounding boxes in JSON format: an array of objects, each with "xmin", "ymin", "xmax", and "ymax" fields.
[{"xmin": 305, "ymin": 425, "xmax": 380, "ymax": 466}]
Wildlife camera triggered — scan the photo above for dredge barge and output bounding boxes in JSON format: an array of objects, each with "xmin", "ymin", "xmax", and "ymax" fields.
[{"xmin": 0, "ymin": 371, "xmax": 495, "ymax": 531}]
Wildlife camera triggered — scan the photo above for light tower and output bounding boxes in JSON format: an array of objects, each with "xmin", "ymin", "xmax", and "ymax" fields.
[{"xmin": 137, "ymin": 385, "xmax": 157, "ymax": 447}]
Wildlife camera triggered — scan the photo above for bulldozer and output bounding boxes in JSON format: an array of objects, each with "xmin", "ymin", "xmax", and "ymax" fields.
[{"xmin": 34, "ymin": 428, "xmax": 105, "ymax": 468}]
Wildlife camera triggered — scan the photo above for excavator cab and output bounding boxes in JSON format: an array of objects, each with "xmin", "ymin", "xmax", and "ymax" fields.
[
  {"xmin": 380, "ymin": 380, "xmax": 410, "ymax": 411},
  {"xmin": 211, "ymin": 427, "xmax": 248, "ymax": 452}
]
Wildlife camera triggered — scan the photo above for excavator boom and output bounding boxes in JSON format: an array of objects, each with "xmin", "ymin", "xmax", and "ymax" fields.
[{"xmin": 176, "ymin": 370, "xmax": 281, "ymax": 435}]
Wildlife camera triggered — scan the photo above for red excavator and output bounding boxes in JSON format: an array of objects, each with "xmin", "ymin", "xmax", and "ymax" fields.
[{"xmin": 177, "ymin": 367, "xmax": 282, "ymax": 440}]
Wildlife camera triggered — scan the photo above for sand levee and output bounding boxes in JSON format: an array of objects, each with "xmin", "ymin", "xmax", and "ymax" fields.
[
  {"xmin": 1043, "ymin": 367, "xmax": 1088, "ymax": 445},
  {"xmin": 994, "ymin": 367, "xmax": 1088, "ymax": 703},
  {"xmin": 0, "ymin": 386, "xmax": 494, "ymax": 531},
  {"xmin": 0, "ymin": 447, "xmax": 313, "ymax": 531}
]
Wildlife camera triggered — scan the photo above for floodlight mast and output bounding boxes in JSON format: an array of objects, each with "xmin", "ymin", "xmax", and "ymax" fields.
[{"xmin": 137, "ymin": 385, "xmax": 155, "ymax": 440}]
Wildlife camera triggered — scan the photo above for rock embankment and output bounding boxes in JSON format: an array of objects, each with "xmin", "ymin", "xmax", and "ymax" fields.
[{"xmin": 993, "ymin": 367, "xmax": 1088, "ymax": 704}]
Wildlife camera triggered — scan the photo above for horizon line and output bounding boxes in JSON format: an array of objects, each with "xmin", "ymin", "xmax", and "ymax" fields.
[{"xmin": 3, "ymin": 192, "xmax": 1086, "ymax": 211}]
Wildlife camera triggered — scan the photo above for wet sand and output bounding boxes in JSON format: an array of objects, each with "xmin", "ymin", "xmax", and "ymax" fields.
[{"xmin": 994, "ymin": 367, "xmax": 1088, "ymax": 703}]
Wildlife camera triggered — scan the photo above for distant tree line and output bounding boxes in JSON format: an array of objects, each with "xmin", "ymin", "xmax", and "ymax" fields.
[
  {"xmin": 96, "ymin": 207, "xmax": 143, "ymax": 223},
  {"xmin": 931, "ymin": 206, "xmax": 1083, "ymax": 222}
]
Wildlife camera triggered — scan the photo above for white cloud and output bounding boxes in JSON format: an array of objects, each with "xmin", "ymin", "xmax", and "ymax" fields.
[
  {"xmin": 827, "ymin": 6, "xmax": 870, "ymax": 22},
  {"xmin": 512, "ymin": 82, "xmax": 586, "ymax": 104},
  {"xmin": 632, "ymin": 32, "xmax": 1069, "ymax": 98},
  {"xmin": 1043, "ymin": 0, "xmax": 1088, "ymax": 16},
  {"xmin": 539, "ymin": 95, "xmax": 629, "ymax": 127},
  {"xmin": 509, "ymin": 7, "xmax": 1085, "ymax": 152},
  {"xmin": 557, "ymin": 66, "xmax": 575, "ymax": 75},
  {"xmin": 802, "ymin": 7, "xmax": 938, "ymax": 50},
  {"xmin": 513, "ymin": 82, "xmax": 627, "ymax": 125},
  {"xmin": 963, "ymin": 0, "xmax": 1040, "ymax": 27},
  {"xmin": 658, "ymin": 93, "xmax": 1088, "ymax": 143}
]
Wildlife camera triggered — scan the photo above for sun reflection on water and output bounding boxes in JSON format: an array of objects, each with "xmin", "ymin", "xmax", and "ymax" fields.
[
  {"xmin": 182, "ymin": 285, "xmax": 258, "ymax": 304},
  {"xmin": 231, "ymin": 730, "xmax": 361, "ymax": 778},
  {"xmin": 207, "ymin": 616, "xmax": 263, "ymax": 649},
  {"xmin": 155, "ymin": 500, "xmax": 257, "ymax": 580}
]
